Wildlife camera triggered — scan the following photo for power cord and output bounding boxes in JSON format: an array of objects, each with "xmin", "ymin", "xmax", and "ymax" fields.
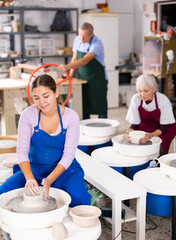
[
  {"xmin": 101, "ymin": 214, "xmax": 158, "ymax": 239},
  {"xmin": 146, "ymin": 215, "xmax": 158, "ymax": 231}
]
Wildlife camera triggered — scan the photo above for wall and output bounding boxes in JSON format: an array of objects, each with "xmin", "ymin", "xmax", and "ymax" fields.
[
  {"xmin": 17, "ymin": 0, "xmax": 136, "ymax": 60},
  {"xmin": 134, "ymin": 0, "xmax": 143, "ymax": 56},
  {"xmin": 108, "ymin": 0, "xmax": 135, "ymax": 60}
]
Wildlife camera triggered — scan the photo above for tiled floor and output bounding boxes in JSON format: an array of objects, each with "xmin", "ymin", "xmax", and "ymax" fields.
[{"xmin": 0, "ymin": 106, "xmax": 175, "ymax": 240}]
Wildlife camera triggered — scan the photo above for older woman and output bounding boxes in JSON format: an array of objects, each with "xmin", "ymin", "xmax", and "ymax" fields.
[{"xmin": 126, "ymin": 73, "xmax": 176, "ymax": 155}]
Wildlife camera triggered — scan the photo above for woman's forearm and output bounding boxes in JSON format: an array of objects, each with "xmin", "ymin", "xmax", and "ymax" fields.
[
  {"xmin": 19, "ymin": 161, "xmax": 35, "ymax": 181},
  {"xmin": 149, "ymin": 129, "xmax": 162, "ymax": 138},
  {"xmin": 46, "ymin": 164, "xmax": 66, "ymax": 185}
]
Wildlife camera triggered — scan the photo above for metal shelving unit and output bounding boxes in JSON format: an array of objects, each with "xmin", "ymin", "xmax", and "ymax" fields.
[
  {"xmin": 21, "ymin": 7, "xmax": 78, "ymax": 64},
  {"xmin": 0, "ymin": 6, "xmax": 78, "ymax": 65},
  {"xmin": 0, "ymin": 7, "xmax": 22, "ymax": 65}
]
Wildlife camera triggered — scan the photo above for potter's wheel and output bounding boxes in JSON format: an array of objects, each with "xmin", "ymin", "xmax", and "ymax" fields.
[
  {"xmin": 121, "ymin": 139, "xmax": 152, "ymax": 146},
  {"xmin": 80, "ymin": 119, "xmax": 119, "ymax": 137},
  {"xmin": 10, "ymin": 189, "xmax": 57, "ymax": 213},
  {"xmin": 170, "ymin": 160, "xmax": 176, "ymax": 168},
  {"xmin": 112, "ymin": 134, "xmax": 162, "ymax": 157},
  {"xmin": 0, "ymin": 137, "xmax": 17, "ymax": 154},
  {"xmin": 0, "ymin": 140, "xmax": 17, "ymax": 148},
  {"xmin": 159, "ymin": 153, "xmax": 176, "ymax": 180},
  {"xmin": 0, "ymin": 187, "xmax": 71, "ymax": 230}
]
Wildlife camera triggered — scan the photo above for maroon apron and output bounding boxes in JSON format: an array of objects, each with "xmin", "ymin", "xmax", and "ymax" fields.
[{"xmin": 138, "ymin": 94, "xmax": 176, "ymax": 153}]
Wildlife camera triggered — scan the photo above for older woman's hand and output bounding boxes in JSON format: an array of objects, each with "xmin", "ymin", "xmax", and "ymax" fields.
[
  {"xmin": 140, "ymin": 132, "xmax": 151, "ymax": 144},
  {"xmin": 126, "ymin": 129, "xmax": 133, "ymax": 142}
]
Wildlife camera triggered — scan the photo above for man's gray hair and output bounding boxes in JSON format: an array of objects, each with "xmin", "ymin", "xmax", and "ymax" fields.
[{"xmin": 79, "ymin": 22, "xmax": 94, "ymax": 36}]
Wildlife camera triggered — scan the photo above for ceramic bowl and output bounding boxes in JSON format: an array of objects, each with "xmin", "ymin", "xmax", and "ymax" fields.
[
  {"xmin": 57, "ymin": 49, "xmax": 64, "ymax": 55},
  {"xmin": 129, "ymin": 130, "xmax": 146, "ymax": 144},
  {"xmin": 3, "ymin": 26, "xmax": 12, "ymax": 32},
  {"xmin": 69, "ymin": 205, "xmax": 101, "ymax": 228},
  {"xmin": 0, "ymin": 53, "xmax": 8, "ymax": 58}
]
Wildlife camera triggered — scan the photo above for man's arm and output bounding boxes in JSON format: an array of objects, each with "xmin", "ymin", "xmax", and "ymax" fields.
[
  {"xmin": 69, "ymin": 52, "xmax": 77, "ymax": 78},
  {"xmin": 58, "ymin": 52, "xmax": 96, "ymax": 72}
]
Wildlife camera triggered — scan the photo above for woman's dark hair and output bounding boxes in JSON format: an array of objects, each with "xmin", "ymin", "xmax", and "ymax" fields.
[{"xmin": 31, "ymin": 74, "xmax": 62, "ymax": 104}]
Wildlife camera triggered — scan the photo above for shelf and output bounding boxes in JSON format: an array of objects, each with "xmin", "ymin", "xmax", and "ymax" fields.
[
  {"xmin": 0, "ymin": 32, "xmax": 20, "ymax": 35},
  {"xmin": 0, "ymin": 7, "xmax": 78, "ymax": 65},
  {"xmin": 24, "ymin": 31, "xmax": 77, "ymax": 35},
  {"xmin": 26, "ymin": 54, "xmax": 72, "ymax": 59},
  {"xmin": 21, "ymin": 7, "xmax": 78, "ymax": 11},
  {"xmin": 0, "ymin": 57, "xmax": 20, "ymax": 61}
]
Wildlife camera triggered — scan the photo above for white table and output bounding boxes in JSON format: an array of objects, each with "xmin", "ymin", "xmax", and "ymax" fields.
[
  {"xmin": 76, "ymin": 149, "xmax": 146, "ymax": 240},
  {"xmin": 0, "ymin": 78, "xmax": 87, "ymax": 135},
  {"xmin": 134, "ymin": 168, "xmax": 176, "ymax": 240},
  {"xmin": 1, "ymin": 216, "xmax": 101, "ymax": 240}
]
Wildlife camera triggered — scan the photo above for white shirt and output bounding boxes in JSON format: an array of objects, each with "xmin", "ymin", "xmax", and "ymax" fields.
[{"xmin": 126, "ymin": 92, "xmax": 175, "ymax": 125}]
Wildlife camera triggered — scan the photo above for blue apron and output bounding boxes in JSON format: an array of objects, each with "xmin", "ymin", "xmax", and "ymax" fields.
[{"xmin": 0, "ymin": 105, "xmax": 91, "ymax": 207}]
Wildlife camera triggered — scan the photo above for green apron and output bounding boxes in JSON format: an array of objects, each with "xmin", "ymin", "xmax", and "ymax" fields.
[{"xmin": 77, "ymin": 50, "xmax": 107, "ymax": 115}]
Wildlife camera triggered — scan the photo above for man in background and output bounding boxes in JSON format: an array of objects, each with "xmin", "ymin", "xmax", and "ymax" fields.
[{"xmin": 58, "ymin": 22, "xmax": 108, "ymax": 119}]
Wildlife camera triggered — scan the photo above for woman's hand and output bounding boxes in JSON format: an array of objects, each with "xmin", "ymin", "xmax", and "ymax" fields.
[
  {"xmin": 140, "ymin": 132, "xmax": 151, "ymax": 144},
  {"xmin": 42, "ymin": 178, "xmax": 51, "ymax": 200},
  {"xmin": 126, "ymin": 129, "xmax": 133, "ymax": 142},
  {"xmin": 25, "ymin": 179, "xmax": 40, "ymax": 195}
]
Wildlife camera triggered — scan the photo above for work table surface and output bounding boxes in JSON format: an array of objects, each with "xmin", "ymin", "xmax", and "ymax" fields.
[{"xmin": 0, "ymin": 78, "xmax": 87, "ymax": 90}]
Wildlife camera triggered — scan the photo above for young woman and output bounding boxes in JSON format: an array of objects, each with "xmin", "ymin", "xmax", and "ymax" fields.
[
  {"xmin": 0, "ymin": 74, "xmax": 91, "ymax": 207},
  {"xmin": 126, "ymin": 73, "xmax": 176, "ymax": 155}
]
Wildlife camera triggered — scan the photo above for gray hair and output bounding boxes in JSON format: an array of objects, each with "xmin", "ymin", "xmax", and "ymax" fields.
[
  {"xmin": 136, "ymin": 74, "xmax": 158, "ymax": 92},
  {"xmin": 79, "ymin": 22, "xmax": 94, "ymax": 36}
]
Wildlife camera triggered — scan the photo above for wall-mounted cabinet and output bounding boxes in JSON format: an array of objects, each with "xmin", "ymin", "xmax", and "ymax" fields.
[{"xmin": 0, "ymin": 7, "xmax": 78, "ymax": 65}]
